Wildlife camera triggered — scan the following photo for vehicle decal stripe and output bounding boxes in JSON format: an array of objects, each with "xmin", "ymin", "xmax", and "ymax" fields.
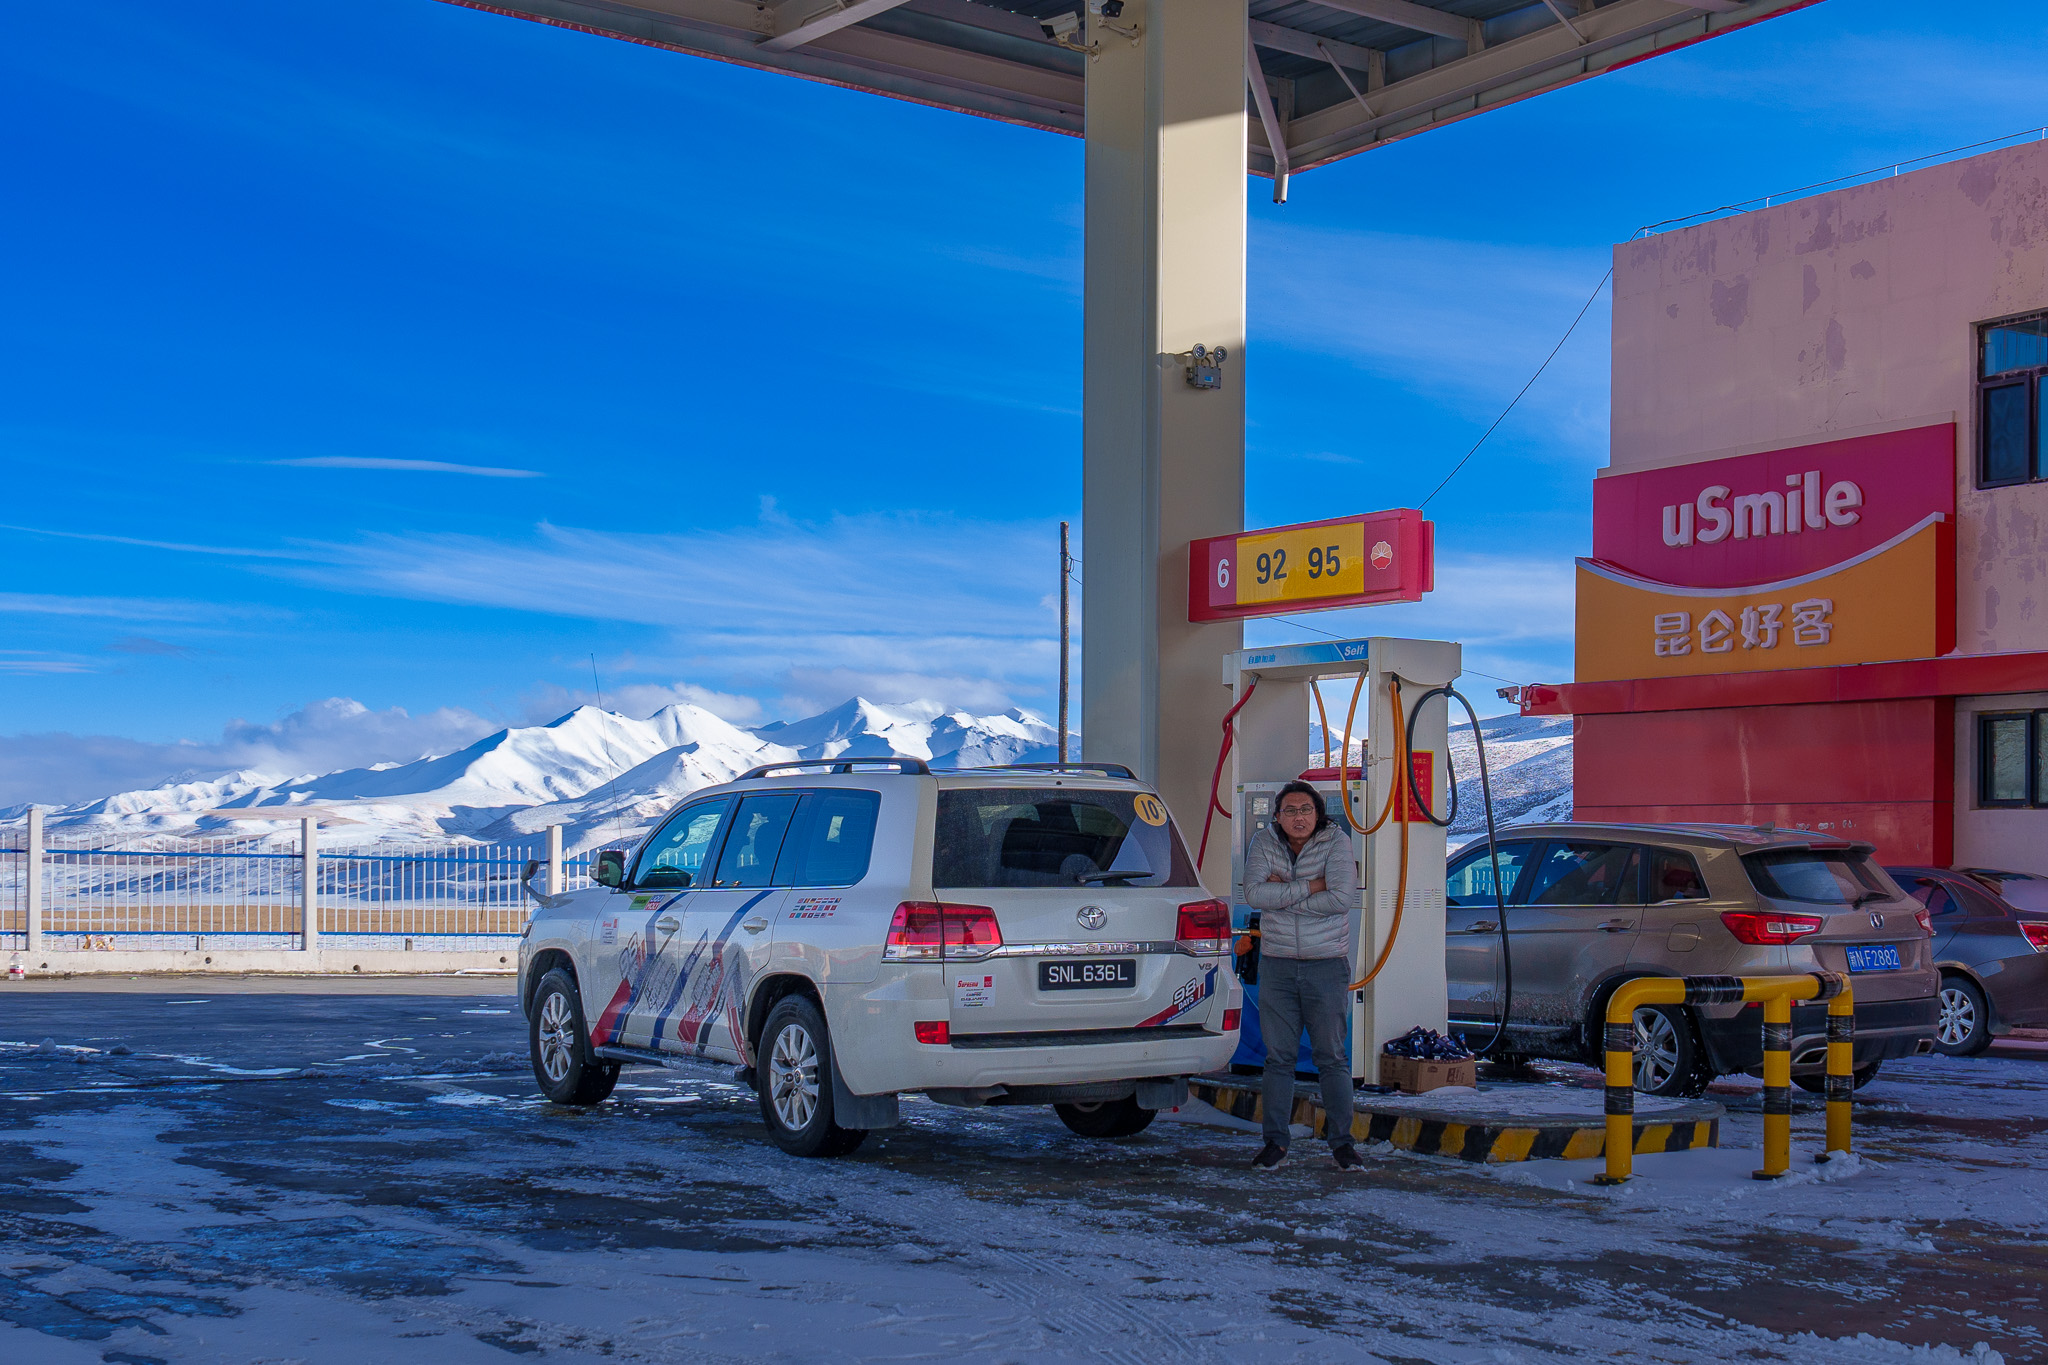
[
  {"xmin": 652, "ymin": 890, "xmax": 774, "ymax": 1049},
  {"xmin": 1136, "ymin": 963, "xmax": 1219, "ymax": 1028},
  {"xmin": 590, "ymin": 893, "xmax": 686, "ymax": 1045}
]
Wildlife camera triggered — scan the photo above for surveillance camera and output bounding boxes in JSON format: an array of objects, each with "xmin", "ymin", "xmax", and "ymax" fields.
[
  {"xmin": 1041, "ymin": 11, "xmax": 1082, "ymax": 40},
  {"xmin": 1095, "ymin": 0, "xmax": 1125, "ymax": 16}
]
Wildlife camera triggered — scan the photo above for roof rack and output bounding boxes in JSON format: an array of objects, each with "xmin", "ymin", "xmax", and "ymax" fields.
[
  {"xmin": 735, "ymin": 756, "xmax": 931, "ymax": 781},
  {"xmin": 966, "ymin": 761, "xmax": 1138, "ymax": 780}
]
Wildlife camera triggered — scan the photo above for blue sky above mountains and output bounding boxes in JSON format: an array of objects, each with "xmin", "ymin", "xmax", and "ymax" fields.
[{"xmin": 3, "ymin": 0, "xmax": 2045, "ymax": 804}]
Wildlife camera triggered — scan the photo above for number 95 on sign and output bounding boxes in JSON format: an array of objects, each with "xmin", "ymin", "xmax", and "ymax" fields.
[{"xmin": 1189, "ymin": 510, "xmax": 1434, "ymax": 622}]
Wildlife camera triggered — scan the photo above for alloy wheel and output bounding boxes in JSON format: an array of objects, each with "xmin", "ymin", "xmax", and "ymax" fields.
[
  {"xmin": 1937, "ymin": 985, "xmax": 1977, "ymax": 1048},
  {"xmin": 537, "ymin": 990, "xmax": 575, "ymax": 1084},
  {"xmin": 770, "ymin": 1021, "xmax": 820, "ymax": 1131},
  {"xmin": 1633, "ymin": 1007, "xmax": 1682, "ymax": 1091}
]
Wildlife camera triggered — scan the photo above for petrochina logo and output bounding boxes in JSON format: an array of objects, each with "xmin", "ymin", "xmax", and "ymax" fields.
[
  {"xmin": 1076, "ymin": 905, "xmax": 1107, "ymax": 931},
  {"xmin": 1370, "ymin": 540, "xmax": 1394, "ymax": 570},
  {"xmin": 1662, "ymin": 472, "xmax": 1863, "ymax": 547}
]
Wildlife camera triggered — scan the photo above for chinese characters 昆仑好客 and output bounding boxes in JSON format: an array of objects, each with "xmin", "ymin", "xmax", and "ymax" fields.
[{"xmin": 1652, "ymin": 599, "xmax": 1833, "ymax": 658}]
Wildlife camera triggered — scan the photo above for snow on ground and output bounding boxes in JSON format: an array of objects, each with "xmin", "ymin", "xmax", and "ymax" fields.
[{"xmin": 0, "ymin": 986, "xmax": 2038, "ymax": 1364}]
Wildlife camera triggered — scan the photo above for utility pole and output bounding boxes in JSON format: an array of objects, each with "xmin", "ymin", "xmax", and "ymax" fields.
[{"xmin": 1058, "ymin": 520, "xmax": 1071, "ymax": 765}]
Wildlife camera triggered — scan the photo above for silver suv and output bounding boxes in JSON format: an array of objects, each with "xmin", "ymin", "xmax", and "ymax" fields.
[{"xmin": 1444, "ymin": 822, "xmax": 1939, "ymax": 1096}]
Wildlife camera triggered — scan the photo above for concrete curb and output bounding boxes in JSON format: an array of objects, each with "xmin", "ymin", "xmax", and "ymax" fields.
[{"xmin": 1190, "ymin": 1075, "xmax": 1722, "ymax": 1163}]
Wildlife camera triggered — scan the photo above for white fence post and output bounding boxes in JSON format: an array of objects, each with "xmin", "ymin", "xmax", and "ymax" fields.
[
  {"xmin": 301, "ymin": 817, "xmax": 319, "ymax": 954},
  {"xmin": 25, "ymin": 807, "xmax": 43, "ymax": 954},
  {"xmin": 546, "ymin": 824, "xmax": 564, "ymax": 896}
]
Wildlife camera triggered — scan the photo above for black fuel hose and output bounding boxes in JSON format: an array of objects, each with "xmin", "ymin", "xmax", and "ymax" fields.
[{"xmin": 1404, "ymin": 685, "xmax": 1515, "ymax": 1059}]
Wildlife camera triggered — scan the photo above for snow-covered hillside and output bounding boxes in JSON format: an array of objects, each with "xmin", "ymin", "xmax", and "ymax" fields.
[
  {"xmin": 7, "ymin": 698, "xmax": 1059, "ymax": 852},
  {"xmin": 6, "ymin": 695, "xmax": 1572, "ymax": 854}
]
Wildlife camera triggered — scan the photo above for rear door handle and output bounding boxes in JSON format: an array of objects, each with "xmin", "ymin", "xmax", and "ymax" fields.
[
  {"xmin": 655, "ymin": 916, "xmax": 681, "ymax": 933},
  {"xmin": 1466, "ymin": 921, "xmax": 1498, "ymax": 933},
  {"xmin": 742, "ymin": 917, "xmax": 770, "ymax": 934},
  {"xmin": 1596, "ymin": 919, "xmax": 1636, "ymax": 932}
]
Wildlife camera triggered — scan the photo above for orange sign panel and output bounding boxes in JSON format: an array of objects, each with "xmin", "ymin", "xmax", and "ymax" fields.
[{"xmin": 1575, "ymin": 515, "xmax": 1954, "ymax": 683}]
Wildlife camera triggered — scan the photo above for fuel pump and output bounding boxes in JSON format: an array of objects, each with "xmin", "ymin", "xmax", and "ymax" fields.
[{"xmin": 1215, "ymin": 636, "xmax": 1460, "ymax": 1085}]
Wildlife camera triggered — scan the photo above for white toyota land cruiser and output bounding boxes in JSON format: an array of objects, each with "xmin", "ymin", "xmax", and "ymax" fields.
[{"xmin": 518, "ymin": 758, "xmax": 1242, "ymax": 1157}]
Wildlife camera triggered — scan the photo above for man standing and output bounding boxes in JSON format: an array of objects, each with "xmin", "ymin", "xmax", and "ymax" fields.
[{"xmin": 1243, "ymin": 780, "xmax": 1361, "ymax": 1170}]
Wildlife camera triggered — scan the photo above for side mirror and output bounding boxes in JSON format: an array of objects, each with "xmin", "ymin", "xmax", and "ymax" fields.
[{"xmin": 593, "ymin": 849, "xmax": 627, "ymax": 889}]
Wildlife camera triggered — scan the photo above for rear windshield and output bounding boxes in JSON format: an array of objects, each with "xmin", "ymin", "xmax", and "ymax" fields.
[
  {"xmin": 1744, "ymin": 849, "xmax": 1891, "ymax": 906},
  {"xmin": 933, "ymin": 787, "xmax": 1199, "ymax": 889}
]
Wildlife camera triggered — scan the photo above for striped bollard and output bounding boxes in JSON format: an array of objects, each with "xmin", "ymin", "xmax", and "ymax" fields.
[
  {"xmin": 1753, "ymin": 992, "xmax": 1794, "ymax": 1179},
  {"xmin": 1818, "ymin": 976, "xmax": 1855, "ymax": 1160}
]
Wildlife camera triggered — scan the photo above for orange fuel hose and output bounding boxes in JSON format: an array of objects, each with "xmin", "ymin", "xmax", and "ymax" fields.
[
  {"xmin": 1195, "ymin": 680, "xmax": 1258, "ymax": 871},
  {"xmin": 1350, "ymin": 676, "xmax": 1412, "ymax": 991}
]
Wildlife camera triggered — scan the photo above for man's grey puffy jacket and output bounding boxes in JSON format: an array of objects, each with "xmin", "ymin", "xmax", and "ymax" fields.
[{"xmin": 1242, "ymin": 821, "xmax": 1358, "ymax": 961}]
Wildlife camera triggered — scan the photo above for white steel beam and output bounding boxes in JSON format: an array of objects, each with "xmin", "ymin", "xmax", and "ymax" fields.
[
  {"xmin": 1310, "ymin": 0, "xmax": 1476, "ymax": 43},
  {"xmin": 1245, "ymin": 32, "xmax": 1290, "ymax": 203},
  {"xmin": 761, "ymin": 0, "xmax": 916, "ymax": 53},
  {"xmin": 1247, "ymin": 18, "xmax": 1378, "ymax": 74}
]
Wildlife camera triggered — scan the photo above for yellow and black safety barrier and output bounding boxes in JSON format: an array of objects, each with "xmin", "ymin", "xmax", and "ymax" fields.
[{"xmin": 1595, "ymin": 972, "xmax": 1854, "ymax": 1186}]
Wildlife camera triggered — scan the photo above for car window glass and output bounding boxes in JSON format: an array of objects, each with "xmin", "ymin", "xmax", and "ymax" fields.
[
  {"xmin": 933, "ymin": 787, "xmax": 1198, "ymax": 888},
  {"xmin": 1743, "ymin": 849, "xmax": 1888, "ymax": 905},
  {"xmin": 775, "ymin": 790, "xmax": 882, "ymax": 888},
  {"xmin": 1903, "ymin": 881, "xmax": 1958, "ymax": 917},
  {"xmin": 634, "ymin": 799, "xmax": 731, "ymax": 889},
  {"xmin": 1446, "ymin": 841, "xmax": 1534, "ymax": 908},
  {"xmin": 1646, "ymin": 848, "xmax": 1709, "ymax": 901},
  {"xmin": 1971, "ymin": 873, "xmax": 2048, "ymax": 914},
  {"xmin": 1949, "ymin": 881, "xmax": 2005, "ymax": 918},
  {"xmin": 1525, "ymin": 842, "xmax": 1638, "ymax": 907},
  {"xmin": 711, "ymin": 793, "xmax": 803, "ymax": 889}
]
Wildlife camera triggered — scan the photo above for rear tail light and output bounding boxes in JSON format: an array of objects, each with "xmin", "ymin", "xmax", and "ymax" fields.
[
  {"xmin": 1222, "ymin": 1008, "xmax": 1242, "ymax": 1032},
  {"xmin": 1719, "ymin": 910, "xmax": 1825, "ymax": 945},
  {"xmin": 1176, "ymin": 898, "xmax": 1231, "ymax": 954},
  {"xmin": 913, "ymin": 1020, "xmax": 950, "ymax": 1045},
  {"xmin": 1913, "ymin": 907, "xmax": 1933, "ymax": 936},
  {"xmin": 884, "ymin": 902, "xmax": 1002, "ymax": 961},
  {"xmin": 2022, "ymin": 922, "xmax": 2048, "ymax": 953}
]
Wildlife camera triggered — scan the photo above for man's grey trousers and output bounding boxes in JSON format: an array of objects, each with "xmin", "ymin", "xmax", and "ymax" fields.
[{"xmin": 1258, "ymin": 954, "xmax": 1354, "ymax": 1149}]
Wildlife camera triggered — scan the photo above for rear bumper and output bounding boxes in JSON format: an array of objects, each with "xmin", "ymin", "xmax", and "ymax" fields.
[{"xmin": 1698, "ymin": 995, "xmax": 1939, "ymax": 1075}]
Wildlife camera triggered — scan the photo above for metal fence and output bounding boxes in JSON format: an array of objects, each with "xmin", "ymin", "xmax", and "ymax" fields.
[{"xmin": 1, "ymin": 820, "xmax": 592, "ymax": 952}]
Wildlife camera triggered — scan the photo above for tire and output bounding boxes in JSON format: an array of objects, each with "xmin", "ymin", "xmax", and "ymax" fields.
[
  {"xmin": 1629, "ymin": 1003, "xmax": 1712, "ymax": 1098},
  {"xmin": 529, "ymin": 968, "xmax": 620, "ymax": 1105},
  {"xmin": 1935, "ymin": 975, "xmax": 1992, "ymax": 1057},
  {"xmin": 1053, "ymin": 1096, "xmax": 1157, "ymax": 1139},
  {"xmin": 1853, "ymin": 1061, "xmax": 1882, "ymax": 1089},
  {"xmin": 757, "ymin": 996, "xmax": 868, "ymax": 1158}
]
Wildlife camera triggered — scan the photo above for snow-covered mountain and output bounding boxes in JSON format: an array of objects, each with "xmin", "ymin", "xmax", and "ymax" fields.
[
  {"xmin": 8, "ymin": 696, "xmax": 1573, "ymax": 854},
  {"xmin": 9, "ymin": 698, "xmax": 1060, "ymax": 852}
]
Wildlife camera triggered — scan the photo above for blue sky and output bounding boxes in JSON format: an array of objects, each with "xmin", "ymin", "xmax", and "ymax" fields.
[{"xmin": 4, "ymin": 0, "xmax": 2045, "ymax": 804}]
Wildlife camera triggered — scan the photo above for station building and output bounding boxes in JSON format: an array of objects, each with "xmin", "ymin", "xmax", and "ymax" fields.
[{"xmin": 1526, "ymin": 140, "xmax": 2048, "ymax": 875}]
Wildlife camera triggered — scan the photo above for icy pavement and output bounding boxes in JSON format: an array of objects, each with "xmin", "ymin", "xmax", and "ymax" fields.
[{"xmin": 0, "ymin": 987, "xmax": 2037, "ymax": 1364}]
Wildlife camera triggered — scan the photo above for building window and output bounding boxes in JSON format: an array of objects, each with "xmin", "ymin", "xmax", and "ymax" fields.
[
  {"xmin": 1979, "ymin": 711, "xmax": 2048, "ymax": 807},
  {"xmin": 1979, "ymin": 313, "xmax": 2048, "ymax": 487}
]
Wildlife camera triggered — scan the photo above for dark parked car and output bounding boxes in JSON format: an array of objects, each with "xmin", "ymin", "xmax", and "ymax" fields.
[{"xmin": 1887, "ymin": 867, "xmax": 2048, "ymax": 1055}]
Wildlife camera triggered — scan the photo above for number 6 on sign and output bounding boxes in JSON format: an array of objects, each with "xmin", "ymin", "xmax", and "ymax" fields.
[{"xmin": 1188, "ymin": 510, "xmax": 1434, "ymax": 622}]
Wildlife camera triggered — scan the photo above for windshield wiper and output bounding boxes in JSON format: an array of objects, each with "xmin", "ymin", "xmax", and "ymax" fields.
[
  {"xmin": 1851, "ymin": 890, "xmax": 1886, "ymax": 907},
  {"xmin": 1076, "ymin": 870, "xmax": 1153, "ymax": 885}
]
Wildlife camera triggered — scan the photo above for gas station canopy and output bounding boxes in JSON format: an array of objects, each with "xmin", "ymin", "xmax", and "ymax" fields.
[{"xmin": 441, "ymin": 0, "xmax": 1813, "ymax": 178}]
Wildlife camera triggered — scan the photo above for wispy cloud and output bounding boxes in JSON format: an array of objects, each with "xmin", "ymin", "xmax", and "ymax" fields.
[
  {"xmin": 0, "ymin": 523, "xmax": 311, "ymax": 560},
  {"xmin": 270, "ymin": 457, "xmax": 543, "ymax": 478},
  {"xmin": 0, "ymin": 592, "xmax": 253, "ymax": 623},
  {"xmin": 0, "ymin": 651, "xmax": 95, "ymax": 675},
  {"xmin": 289, "ymin": 512, "xmax": 1061, "ymax": 704}
]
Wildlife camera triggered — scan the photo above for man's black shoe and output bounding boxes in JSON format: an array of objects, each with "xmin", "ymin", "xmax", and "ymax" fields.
[
  {"xmin": 1331, "ymin": 1143, "xmax": 1364, "ymax": 1171},
  {"xmin": 1251, "ymin": 1141, "xmax": 1287, "ymax": 1170}
]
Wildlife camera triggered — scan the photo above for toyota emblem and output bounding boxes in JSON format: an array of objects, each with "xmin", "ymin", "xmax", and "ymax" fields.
[
  {"xmin": 1077, "ymin": 905, "xmax": 1108, "ymax": 931},
  {"xmin": 1869, "ymin": 909, "xmax": 1885, "ymax": 930}
]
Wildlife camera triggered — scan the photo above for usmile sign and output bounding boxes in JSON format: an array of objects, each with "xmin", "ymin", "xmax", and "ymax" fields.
[{"xmin": 1575, "ymin": 424, "xmax": 1956, "ymax": 682}]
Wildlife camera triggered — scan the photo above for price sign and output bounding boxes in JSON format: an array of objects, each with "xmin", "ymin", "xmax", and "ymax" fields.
[{"xmin": 1188, "ymin": 509, "xmax": 1432, "ymax": 623}]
